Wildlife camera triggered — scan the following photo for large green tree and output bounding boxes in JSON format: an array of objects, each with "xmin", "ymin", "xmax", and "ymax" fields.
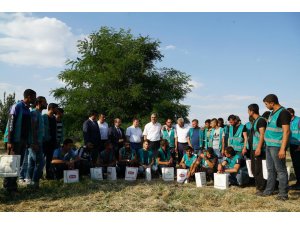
[
  {"xmin": 0, "ymin": 92, "xmax": 16, "ymax": 138},
  {"xmin": 52, "ymin": 27, "xmax": 192, "ymax": 139}
]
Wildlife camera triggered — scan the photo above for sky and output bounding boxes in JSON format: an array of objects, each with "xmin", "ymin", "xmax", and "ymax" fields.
[{"xmin": 0, "ymin": 12, "xmax": 300, "ymax": 125}]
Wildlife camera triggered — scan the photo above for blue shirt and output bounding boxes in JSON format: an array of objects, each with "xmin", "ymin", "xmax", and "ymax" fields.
[
  {"xmin": 53, "ymin": 148, "xmax": 77, "ymax": 161},
  {"xmin": 191, "ymin": 128, "xmax": 200, "ymax": 150}
]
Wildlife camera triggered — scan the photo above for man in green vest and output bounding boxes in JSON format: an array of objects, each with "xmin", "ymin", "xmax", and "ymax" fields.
[
  {"xmin": 161, "ymin": 118, "xmax": 177, "ymax": 165},
  {"xmin": 227, "ymin": 115, "xmax": 248, "ymax": 156},
  {"xmin": 287, "ymin": 108, "xmax": 300, "ymax": 190},
  {"xmin": 262, "ymin": 94, "xmax": 291, "ymax": 201},
  {"xmin": 248, "ymin": 104, "xmax": 267, "ymax": 195},
  {"xmin": 203, "ymin": 119, "xmax": 212, "ymax": 149}
]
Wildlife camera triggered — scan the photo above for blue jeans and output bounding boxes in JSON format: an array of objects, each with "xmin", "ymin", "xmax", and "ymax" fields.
[
  {"xmin": 229, "ymin": 166, "xmax": 249, "ymax": 186},
  {"xmin": 26, "ymin": 148, "xmax": 45, "ymax": 183},
  {"xmin": 264, "ymin": 146, "xmax": 288, "ymax": 197},
  {"xmin": 20, "ymin": 148, "xmax": 29, "ymax": 180}
]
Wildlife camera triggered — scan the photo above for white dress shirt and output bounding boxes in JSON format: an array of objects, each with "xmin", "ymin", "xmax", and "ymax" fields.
[
  {"xmin": 176, "ymin": 124, "xmax": 190, "ymax": 143},
  {"xmin": 98, "ymin": 121, "xmax": 109, "ymax": 140},
  {"xmin": 143, "ymin": 122, "xmax": 162, "ymax": 142}
]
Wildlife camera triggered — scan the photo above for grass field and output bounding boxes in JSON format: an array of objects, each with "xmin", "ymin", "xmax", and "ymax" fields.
[{"xmin": 1, "ymin": 141, "xmax": 300, "ymax": 212}]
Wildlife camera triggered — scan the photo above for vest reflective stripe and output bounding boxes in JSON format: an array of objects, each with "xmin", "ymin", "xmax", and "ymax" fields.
[
  {"xmin": 252, "ymin": 117, "xmax": 266, "ymax": 151},
  {"xmin": 189, "ymin": 128, "xmax": 204, "ymax": 148},
  {"xmin": 162, "ymin": 129, "xmax": 175, "ymax": 147},
  {"xmin": 229, "ymin": 124, "xmax": 244, "ymax": 152},
  {"xmin": 290, "ymin": 116, "xmax": 300, "ymax": 145},
  {"xmin": 265, "ymin": 107, "xmax": 284, "ymax": 147}
]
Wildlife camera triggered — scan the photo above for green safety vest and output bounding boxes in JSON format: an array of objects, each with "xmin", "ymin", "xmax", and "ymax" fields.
[
  {"xmin": 265, "ymin": 107, "xmax": 285, "ymax": 148},
  {"xmin": 162, "ymin": 128, "xmax": 175, "ymax": 148},
  {"xmin": 158, "ymin": 147, "xmax": 171, "ymax": 162},
  {"xmin": 208, "ymin": 127, "xmax": 224, "ymax": 150},
  {"xmin": 189, "ymin": 128, "xmax": 204, "ymax": 148},
  {"xmin": 229, "ymin": 124, "xmax": 245, "ymax": 152},
  {"xmin": 252, "ymin": 117, "xmax": 266, "ymax": 151},
  {"xmin": 225, "ymin": 154, "xmax": 241, "ymax": 169},
  {"xmin": 290, "ymin": 116, "xmax": 300, "ymax": 145}
]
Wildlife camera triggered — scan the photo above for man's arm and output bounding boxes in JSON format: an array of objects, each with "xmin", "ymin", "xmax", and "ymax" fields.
[
  {"xmin": 225, "ymin": 164, "xmax": 240, "ymax": 173},
  {"xmin": 279, "ymin": 124, "xmax": 290, "ymax": 159},
  {"xmin": 242, "ymin": 131, "xmax": 248, "ymax": 156},
  {"xmin": 255, "ymin": 127, "xmax": 266, "ymax": 156}
]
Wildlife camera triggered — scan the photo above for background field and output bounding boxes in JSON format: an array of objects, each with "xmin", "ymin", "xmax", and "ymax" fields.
[{"xmin": 1, "ymin": 141, "xmax": 300, "ymax": 212}]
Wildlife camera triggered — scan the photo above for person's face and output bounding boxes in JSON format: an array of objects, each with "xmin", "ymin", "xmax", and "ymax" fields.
[
  {"xmin": 99, "ymin": 115, "xmax": 106, "ymax": 123},
  {"xmin": 206, "ymin": 152, "xmax": 211, "ymax": 158},
  {"xmin": 125, "ymin": 143, "xmax": 130, "ymax": 149},
  {"xmin": 186, "ymin": 149, "xmax": 192, "ymax": 157},
  {"xmin": 162, "ymin": 143, "xmax": 168, "ymax": 150},
  {"xmin": 65, "ymin": 143, "xmax": 74, "ymax": 151},
  {"xmin": 151, "ymin": 115, "xmax": 157, "ymax": 123},
  {"xmin": 218, "ymin": 120, "xmax": 224, "ymax": 127},
  {"xmin": 29, "ymin": 94, "xmax": 37, "ymax": 105},
  {"xmin": 248, "ymin": 109, "xmax": 254, "ymax": 118},
  {"xmin": 229, "ymin": 119, "xmax": 237, "ymax": 126},
  {"xmin": 143, "ymin": 142, "xmax": 149, "ymax": 150},
  {"xmin": 205, "ymin": 122, "xmax": 210, "ymax": 128},
  {"xmin": 166, "ymin": 120, "xmax": 172, "ymax": 128},
  {"xmin": 192, "ymin": 121, "xmax": 198, "ymax": 128},
  {"xmin": 115, "ymin": 119, "xmax": 121, "ymax": 127},
  {"xmin": 211, "ymin": 120, "xmax": 217, "ymax": 128},
  {"xmin": 289, "ymin": 112, "xmax": 295, "ymax": 118},
  {"xmin": 224, "ymin": 151, "xmax": 231, "ymax": 158},
  {"xmin": 178, "ymin": 121, "xmax": 184, "ymax": 127},
  {"xmin": 264, "ymin": 102, "xmax": 274, "ymax": 110},
  {"xmin": 40, "ymin": 99, "xmax": 48, "ymax": 110},
  {"xmin": 91, "ymin": 114, "xmax": 97, "ymax": 121},
  {"xmin": 133, "ymin": 120, "xmax": 139, "ymax": 127}
]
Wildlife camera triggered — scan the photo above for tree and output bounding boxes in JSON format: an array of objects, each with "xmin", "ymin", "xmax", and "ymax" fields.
[
  {"xmin": 0, "ymin": 92, "xmax": 16, "ymax": 137},
  {"xmin": 51, "ymin": 27, "xmax": 192, "ymax": 139}
]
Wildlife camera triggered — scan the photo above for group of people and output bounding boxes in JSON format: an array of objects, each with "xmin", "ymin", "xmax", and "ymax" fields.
[{"xmin": 2, "ymin": 89, "xmax": 300, "ymax": 202}]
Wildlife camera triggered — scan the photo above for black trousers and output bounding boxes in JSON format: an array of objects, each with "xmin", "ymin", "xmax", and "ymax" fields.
[
  {"xmin": 43, "ymin": 141, "xmax": 57, "ymax": 179},
  {"xmin": 3, "ymin": 140, "xmax": 28, "ymax": 192},
  {"xmin": 251, "ymin": 150, "xmax": 267, "ymax": 191},
  {"xmin": 148, "ymin": 140, "xmax": 160, "ymax": 158},
  {"xmin": 290, "ymin": 144, "xmax": 300, "ymax": 185}
]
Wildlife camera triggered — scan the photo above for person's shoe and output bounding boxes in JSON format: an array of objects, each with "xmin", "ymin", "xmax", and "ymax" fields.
[
  {"xmin": 18, "ymin": 179, "xmax": 26, "ymax": 186},
  {"xmin": 275, "ymin": 196, "xmax": 288, "ymax": 201},
  {"xmin": 255, "ymin": 190, "xmax": 264, "ymax": 196},
  {"xmin": 259, "ymin": 192, "xmax": 274, "ymax": 197}
]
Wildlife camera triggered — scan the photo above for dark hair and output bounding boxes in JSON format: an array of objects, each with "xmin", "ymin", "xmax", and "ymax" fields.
[
  {"xmin": 88, "ymin": 110, "xmax": 98, "ymax": 117},
  {"xmin": 57, "ymin": 108, "xmax": 64, "ymax": 114},
  {"xmin": 205, "ymin": 119, "xmax": 211, "ymax": 124},
  {"xmin": 225, "ymin": 146, "xmax": 236, "ymax": 156},
  {"xmin": 132, "ymin": 118, "xmax": 139, "ymax": 122},
  {"xmin": 48, "ymin": 103, "xmax": 58, "ymax": 110},
  {"xmin": 23, "ymin": 89, "xmax": 36, "ymax": 98},
  {"xmin": 160, "ymin": 139, "xmax": 169, "ymax": 147},
  {"xmin": 211, "ymin": 118, "xmax": 218, "ymax": 124},
  {"xmin": 218, "ymin": 118, "xmax": 224, "ymax": 127},
  {"xmin": 228, "ymin": 114, "xmax": 237, "ymax": 121},
  {"xmin": 263, "ymin": 94, "xmax": 279, "ymax": 104},
  {"xmin": 206, "ymin": 147, "xmax": 215, "ymax": 156},
  {"xmin": 184, "ymin": 145, "xmax": 193, "ymax": 152},
  {"xmin": 192, "ymin": 119, "xmax": 199, "ymax": 123},
  {"xmin": 262, "ymin": 111, "xmax": 271, "ymax": 120},
  {"xmin": 63, "ymin": 138, "xmax": 73, "ymax": 146},
  {"xmin": 35, "ymin": 96, "xmax": 46, "ymax": 106},
  {"xmin": 287, "ymin": 108, "xmax": 295, "ymax": 115},
  {"xmin": 248, "ymin": 104, "xmax": 259, "ymax": 115}
]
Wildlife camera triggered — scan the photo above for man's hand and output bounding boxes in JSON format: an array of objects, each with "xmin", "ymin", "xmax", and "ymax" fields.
[
  {"xmin": 255, "ymin": 148, "xmax": 262, "ymax": 157},
  {"xmin": 181, "ymin": 163, "xmax": 186, "ymax": 169},
  {"xmin": 31, "ymin": 144, "xmax": 40, "ymax": 152},
  {"xmin": 7, "ymin": 143, "xmax": 14, "ymax": 155},
  {"xmin": 217, "ymin": 164, "xmax": 224, "ymax": 173},
  {"xmin": 278, "ymin": 149, "xmax": 286, "ymax": 159},
  {"xmin": 242, "ymin": 147, "xmax": 247, "ymax": 156}
]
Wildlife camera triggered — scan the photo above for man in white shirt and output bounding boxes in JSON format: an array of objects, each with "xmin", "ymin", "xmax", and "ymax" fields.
[
  {"xmin": 143, "ymin": 113, "xmax": 162, "ymax": 157},
  {"xmin": 175, "ymin": 118, "xmax": 190, "ymax": 164},
  {"xmin": 98, "ymin": 114, "xmax": 109, "ymax": 152},
  {"xmin": 126, "ymin": 118, "xmax": 143, "ymax": 154}
]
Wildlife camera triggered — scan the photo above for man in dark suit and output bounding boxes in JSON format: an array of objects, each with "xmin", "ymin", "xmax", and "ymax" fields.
[
  {"xmin": 109, "ymin": 118, "xmax": 126, "ymax": 159},
  {"xmin": 83, "ymin": 110, "xmax": 101, "ymax": 166}
]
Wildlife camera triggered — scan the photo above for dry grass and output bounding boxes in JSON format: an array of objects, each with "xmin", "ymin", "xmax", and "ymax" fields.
[
  {"xmin": 1, "ymin": 141, "xmax": 299, "ymax": 212},
  {"xmin": 0, "ymin": 178, "xmax": 300, "ymax": 212}
]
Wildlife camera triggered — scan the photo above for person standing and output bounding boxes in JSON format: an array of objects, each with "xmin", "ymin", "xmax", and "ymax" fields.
[
  {"xmin": 187, "ymin": 119, "xmax": 204, "ymax": 156},
  {"xmin": 98, "ymin": 113, "xmax": 109, "ymax": 152},
  {"xmin": 109, "ymin": 118, "xmax": 126, "ymax": 159},
  {"xmin": 3, "ymin": 89, "xmax": 36, "ymax": 194},
  {"xmin": 209, "ymin": 118, "xmax": 225, "ymax": 160},
  {"xmin": 161, "ymin": 118, "xmax": 177, "ymax": 165},
  {"xmin": 126, "ymin": 118, "xmax": 143, "ymax": 154},
  {"xmin": 83, "ymin": 110, "xmax": 101, "ymax": 166},
  {"xmin": 204, "ymin": 119, "xmax": 212, "ymax": 149},
  {"xmin": 262, "ymin": 94, "xmax": 291, "ymax": 201},
  {"xmin": 175, "ymin": 118, "xmax": 190, "ymax": 164},
  {"xmin": 43, "ymin": 103, "xmax": 59, "ymax": 179},
  {"xmin": 143, "ymin": 113, "xmax": 162, "ymax": 157},
  {"xmin": 227, "ymin": 115, "xmax": 248, "ymax": 156},
  {"xmin": 287, "ymin": 108, "xmax": 300, "ymax": 190},
  {"xmin": 26, "ymin": 96, "xmax": 48, "ymax": 188},
  {"xmin": 248, "ymin": 104, "xmax": 267, "ymax": 195},
  {"xmin": 56, "ymin": 108, "xmax": 64, "ymax": 147}
]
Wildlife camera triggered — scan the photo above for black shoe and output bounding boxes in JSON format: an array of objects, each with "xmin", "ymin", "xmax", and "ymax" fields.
[
  {"xmin": 289, "ymin": 184, "xmax": 300, "ymax": 190},
  {"xmin": 275, "ymin": 196, "xmax": 288, "ymax": 201},
  {"xmin": 255, "ymin": 190, "xmax": 264, "ymax": 196},
  {"xmin": 259, "ymin": 192, "xmax": 273, "ymax": 197}
]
